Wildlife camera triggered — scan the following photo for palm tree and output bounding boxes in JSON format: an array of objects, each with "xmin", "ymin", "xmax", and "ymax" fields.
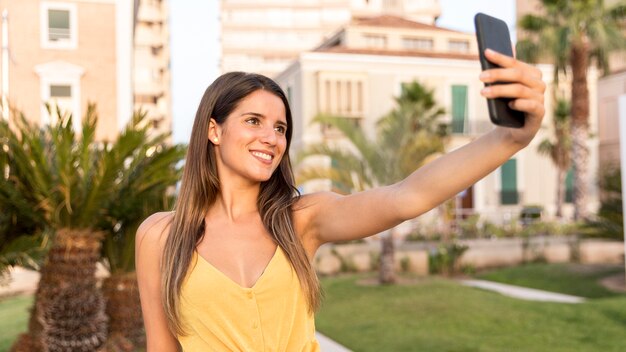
[
  {"xmin": 537, "ymin": 98, "xmax": 572, "ymax": 218},
  {"xmin": 2, "ymin": 106, "xmax": 109, "ymax": 351},
  {"xmin": 298, "ymin": 81, "xmax": 448, "ymax": 284},
  {"xmin": 517, "ymin": 0, "xmax": 626, "ymax": 220},
  {"xmin": 1, "ymin": 105, "xmax": 185, "ymax": 351},
  {"xmin": 98, "ymin": 115, "xmax": 184, "ymax": 349}
]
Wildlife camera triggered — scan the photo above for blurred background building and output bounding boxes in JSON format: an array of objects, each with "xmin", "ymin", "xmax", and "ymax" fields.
[
  {"xmin": 274, "ymin": 13, "xmax": 579, "ymax": 224},
  {"xmin": 220, "ymin": 0, "xmax": 442, "ymax": 77},
  {"xmin": 133, "ymin": 0, "xmax": 171, "ymax": 138},
  {"xmin": 0, "ymin": 0, "xmax": 171, "ymax": 140}
]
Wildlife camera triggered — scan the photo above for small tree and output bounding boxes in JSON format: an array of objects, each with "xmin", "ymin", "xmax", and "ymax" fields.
[
  {"xmin": 583, "ymin": 166, "xmax": 623, "ymax": 240},
  {"xmin": 298, "ymin": 81, "xmax": 448, "ymax": 284},
  {"xmin": 537, "ymin": 98, "xmax": 572, "ymax": 218}
]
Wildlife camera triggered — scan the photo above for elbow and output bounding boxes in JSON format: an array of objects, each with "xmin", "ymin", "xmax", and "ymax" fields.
[{"xmin": 391, "ymin": 182, "xmax": 437, "ymax": 221}]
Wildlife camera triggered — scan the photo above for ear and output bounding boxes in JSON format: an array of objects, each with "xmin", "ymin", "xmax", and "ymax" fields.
[{"xmin": 208, "ymin": 118, "xmax": 220, "ymax": 145}]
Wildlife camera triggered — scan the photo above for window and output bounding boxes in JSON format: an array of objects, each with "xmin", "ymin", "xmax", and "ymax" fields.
[
  {"xmin": 500, "ymin": 159, "xmax": 518, "ymax": 205},
  {"xmin": 135, "ymin": 95, "xmax": 158, "ymax": 105},
  {"xmin": 451, "ymin": 85, "xmax": 468, "ymax": 134},
  {"xmin": 48, "ymin": 10, "xmax": 70, "ymax": 41},
  {"xmin": 402, "ymin": 37, "xmax": 433, "ymax": 50},
  {"xmin": 565, "ymin": 168, "xmax": 574, "ymax": 203},
  {"xmin": 35, "ymin": 61, "xmax": 83, "ymax": 131},
  {"xmin": 364, "ymin": 34, "xmax": 387, "ymax": 48},
  {"xmin": 49, "ymin": 85, "xmax": 72, "ymax": 120},
  {"xmin": 318, "ymin": 74, "xmax": 365, "ymax": 117},
  {"xmin": 449, "ymin": 40, "xmax": 469, "ymax": 53},
  {"xmin": 41, "ymin": 2, "xmax": 78, "ymax": 49}
]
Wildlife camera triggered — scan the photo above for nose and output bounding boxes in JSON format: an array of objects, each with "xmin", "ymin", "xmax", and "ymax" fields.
[{"xmin": 259, "ymin": 126, "xmax": 278, "ymax": 145}]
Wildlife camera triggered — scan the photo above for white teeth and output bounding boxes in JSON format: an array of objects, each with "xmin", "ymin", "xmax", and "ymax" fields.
[{"xmin": 252, "ymin": 151, "xmax": 272, "ymax": 160}]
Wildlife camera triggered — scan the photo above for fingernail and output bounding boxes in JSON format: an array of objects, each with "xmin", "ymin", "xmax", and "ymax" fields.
[
  {"xmin": 479, "ymin": 72, "xmax": 490, "ymax": 79},
  {"xmin": 486, "ymin": 48, "xmax": 496, "ymax": 55},
  {"xmin": 481, "ymin": 87, "xmax": 491, "ymax": 95}
]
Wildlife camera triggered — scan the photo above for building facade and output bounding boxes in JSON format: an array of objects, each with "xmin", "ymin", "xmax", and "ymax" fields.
[
  {"xmin": 275, "ymin": 15, "xmax": 600, "ymax": 223},
  {"xmin": 0, "ymin": 0, "xmax": 171, "ymax": 141},
  {"xmin": 133, "ymin": 0, "xmax": 171, "ymax": 137},
  {"xmin": 598, "ymin": 69, "xmax": 626, "ymax": 170},
  {"xmin": 220, "ymin": 0, "xmax": 442, "ymax": 78}
]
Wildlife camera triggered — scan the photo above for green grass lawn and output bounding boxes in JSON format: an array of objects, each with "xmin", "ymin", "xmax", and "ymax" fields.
[
  {"xmin": 0, "ymin": 295, "xmax": 33, "ymax": 352},
  {"xmin": 477, "ymin": 263, "xmax": 625, "ymax": 298},
  {"xmin": 2, "ymin": 263, "xmax": 625, "ymax": 352},
  {"xmin": 316, "ymin": 271, "xmax": 626, "ymax": 351}
]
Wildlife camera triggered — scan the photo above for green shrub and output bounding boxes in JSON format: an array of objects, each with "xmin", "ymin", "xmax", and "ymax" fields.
[
  {"xmin": 428, "ymin": 242, "xmax": 468, "ymax": 276},
  {"xmin": 458, "ymin": 214, "xmax": 481, "ymax": 238},
  {"xmin": 400, "ymin": 256, "xmax": 411, "ymax": 272},
  {"xmin": 583, "ymin": 166, "xmax": 623, "ymax": 240}
]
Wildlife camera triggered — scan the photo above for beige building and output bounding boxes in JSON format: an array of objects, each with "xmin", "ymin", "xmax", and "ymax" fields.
[
  {"xmin": 598, "ymin": 69, "xmax": 626, "ymax": 170},
  {"xmin": 220, "ymin": 0, "xmax": 442, "ymax": 78},
  {"xmin": 275, "ymin": 15, "xmax": 600, "ymax": 223},
  {"xmin": 133, "ymin": 0, "xmax": 171, "ymax": 137},
  {"xmin": 0, "ymin": 0, "xmax": 171, "ymax": 141}
]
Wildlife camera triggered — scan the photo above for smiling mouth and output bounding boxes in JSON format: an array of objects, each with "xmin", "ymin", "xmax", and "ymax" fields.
[{"xmin": 251, "ymin": 151, "xmax": 273, "ymax": 162}]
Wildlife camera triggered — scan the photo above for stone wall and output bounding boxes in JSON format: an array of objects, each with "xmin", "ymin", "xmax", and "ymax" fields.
[{"xmin": 313, "ymin": 237, "xmax": 625, "ymax": 275}]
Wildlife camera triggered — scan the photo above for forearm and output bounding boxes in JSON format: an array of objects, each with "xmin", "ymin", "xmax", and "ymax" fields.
[{"xmin": 394, "ymin": 127, "xmax": 525, "ymax": 220}]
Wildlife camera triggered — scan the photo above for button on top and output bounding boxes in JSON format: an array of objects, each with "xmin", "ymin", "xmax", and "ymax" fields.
[
  {"xmin": 252, "ymin": 322, "xmax": 258, "ymax": 329},
  {"xmin": 246, "ymin": 291, "xmax": 254, "ymax": 299}
]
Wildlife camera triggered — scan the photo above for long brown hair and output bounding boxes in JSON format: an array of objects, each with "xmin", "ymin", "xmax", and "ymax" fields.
[{"xmin": 161, "ymin": 72, "xmax": 321, "ymax": 336}]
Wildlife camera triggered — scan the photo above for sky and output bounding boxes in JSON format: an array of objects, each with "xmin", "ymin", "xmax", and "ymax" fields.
[{"xmin": 169, "ymin": 0, "xmax": 516, "ymax": 144}]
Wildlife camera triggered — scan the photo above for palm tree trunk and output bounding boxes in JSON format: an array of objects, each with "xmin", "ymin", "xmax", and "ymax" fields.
[
  {"xmin": 102, "ymin": 272, "xmax": 145, "ymax": 350},
  {"xmin": 379, "ymin": 229, "xmax": 396, "ymax": 284},
  {"xmin": 556, "ymin": 167, "xmax": 565, "ymax": 218},
  {"xmin": 570, "ymin": 41, "xmax": 590, "ymax": 221},
  {"xmin": 11, "ymin": 229, "xmax": 107, "ymax": 352}
]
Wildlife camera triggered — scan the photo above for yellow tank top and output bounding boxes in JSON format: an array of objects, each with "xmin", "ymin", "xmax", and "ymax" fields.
[{"xmin": 178, "ymin": 245, "xmax": 320, "ymax": 352}]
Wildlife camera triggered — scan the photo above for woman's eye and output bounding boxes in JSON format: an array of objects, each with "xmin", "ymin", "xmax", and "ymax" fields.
[
  {"xmin": 246, "ymin": 118, "xmax": 260, "ymax": 125},
  {"xmin": 275, "ymin": 126, "xmax": 286, "ymax": 134}
]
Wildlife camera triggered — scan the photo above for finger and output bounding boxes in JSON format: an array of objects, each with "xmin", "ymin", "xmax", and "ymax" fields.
[
  {"xmin": 508, "ymin": 98, "xmax": 545, "ymax": 120},
  {"xmin": 484, "ymin": 48, "xmax": 518, "ymax": 68},
  {"xmin": 480, "ymin": 68, "xmax": 544, "ymax": 89},
  {"xmin": 481, "ymin": 83, "xmax": 543, "ymax": 101}
]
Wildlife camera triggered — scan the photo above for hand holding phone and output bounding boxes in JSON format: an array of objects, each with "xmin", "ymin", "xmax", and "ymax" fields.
[{"xmin": 474, "ymin": 13, "xmax": 525, "ymax": 128}]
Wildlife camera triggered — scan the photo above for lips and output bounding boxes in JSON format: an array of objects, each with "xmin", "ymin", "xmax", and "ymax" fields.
[{"xmin": 250, "ymin": 150, "xmax": 274, "ymax": 164}]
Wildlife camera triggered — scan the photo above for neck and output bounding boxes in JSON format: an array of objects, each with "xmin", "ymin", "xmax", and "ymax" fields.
[{"xmin": 210, "ymin": 178, "xmax": 261, "ymax": 222}]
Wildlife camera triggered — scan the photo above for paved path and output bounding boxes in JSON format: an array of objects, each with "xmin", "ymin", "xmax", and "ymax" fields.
[
  {"xmin": 316, "ymin": 333, "xmax": 352, "ymax": 352},
  {"xmin": 460, "ymin": 279, "xmax": 586, "ymax": 303}
]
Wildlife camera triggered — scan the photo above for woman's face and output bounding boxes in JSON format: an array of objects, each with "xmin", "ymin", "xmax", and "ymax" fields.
[{"xmin": 211, "ymin": 89, "xmax": 288, "ymax": 185}]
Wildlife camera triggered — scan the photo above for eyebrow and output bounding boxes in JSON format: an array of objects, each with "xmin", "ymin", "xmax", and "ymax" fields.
[{"xmin": 241, "ymin": 112, "xmax": 288, "ymax": 127}]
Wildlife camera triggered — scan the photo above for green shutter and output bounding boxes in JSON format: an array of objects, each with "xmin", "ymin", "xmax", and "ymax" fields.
[
  {"xmin": 451, "ymin": 85, "xmax": 467, "ymax": 133},
  {"xmin": 565, "ymin": 168, "xmax": 574, "ymax": 203},
  {"xmin": 500, "ymin": 159, "xmax": 518, "ymax": 204}
]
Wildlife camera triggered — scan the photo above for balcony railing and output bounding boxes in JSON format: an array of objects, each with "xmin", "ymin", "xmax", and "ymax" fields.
[{"xmin": 443, "ymin": 116, "xmax": 494, "ymax": 136}]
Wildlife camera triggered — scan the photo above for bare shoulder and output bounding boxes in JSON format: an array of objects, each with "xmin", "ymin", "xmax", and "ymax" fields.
[
  {"xmin": 293, "ymin": 192, "xmax": 341, "ymax": 219},
  {"xmin": 293, "ymin": 192, "xmax": 342, "ymax": 251},
  {"xmin": 136, "ymin": 211, "xmax": 175, "ymax": 254},
  {"xmin": 295, "ymin": 191, "xmax": 341, "ymax": 207}
]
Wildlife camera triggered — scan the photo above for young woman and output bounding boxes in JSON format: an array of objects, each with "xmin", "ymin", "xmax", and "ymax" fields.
[{"xmin": 136, "ymin": 48, "xmax": 546, "ymax": 351}]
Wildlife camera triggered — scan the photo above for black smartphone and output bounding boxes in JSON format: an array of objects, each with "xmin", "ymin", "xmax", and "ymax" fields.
[{"xmin": 474, "ymin": 13, "xmax": 525, "ymax": 128}]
